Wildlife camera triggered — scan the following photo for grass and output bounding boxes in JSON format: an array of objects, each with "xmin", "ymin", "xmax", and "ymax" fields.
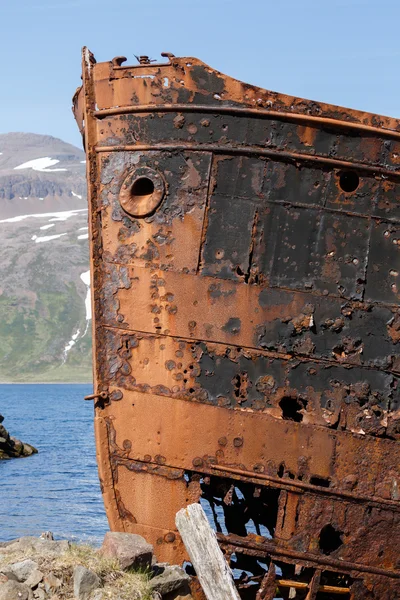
[
  {"xmin": 0, "ymin": 287, "xmax": 93, "ymax": 382},
  {"xmin": 0, "ymin": 542, "xmax": 154, "ymax": 599}
]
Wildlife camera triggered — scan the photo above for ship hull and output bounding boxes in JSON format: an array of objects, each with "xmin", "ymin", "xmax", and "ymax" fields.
[{"xmin": 74, "ymin": 50, "xmax": 400, "ymax": 598}]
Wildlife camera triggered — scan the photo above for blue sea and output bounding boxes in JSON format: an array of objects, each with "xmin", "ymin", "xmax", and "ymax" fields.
[{"xmin": 0, "ymin": 384, "xmax": 109, "ymax": 544}]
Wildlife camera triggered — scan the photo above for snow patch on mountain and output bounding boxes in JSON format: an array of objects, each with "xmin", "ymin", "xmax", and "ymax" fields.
[
  {"xmin": 32, "ymin": 233, "xmax": 68, "ymax": 243},
  {"xmin": 0, "ymin": 208, "xmax": 87, "ymax": 224},
  {"xmin": 80, "ymin": 270, "xmax": 92, "ymax": 322},
  {"xmin": 63, "ymin": 269, "xmax": 92, "ymax": 360},
  {"xmin": 80, "ymin": 270, "xmax": 90, "ymax": 287},
  {"xmin": 48, "ymin": 209, "xmax": 87, "ymax": 222},
  {"xmin": 14, "ymin": 157, "xmax": 68, "ymax": 172},
  {"xmin": 63, "ymin": 329, "xmax": 81, "ymax": 361}
]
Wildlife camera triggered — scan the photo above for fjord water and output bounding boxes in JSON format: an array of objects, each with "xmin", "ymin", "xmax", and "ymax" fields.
[{"xmin": 0, "ymin": 384, "xmax": 108, "ymax": 544}]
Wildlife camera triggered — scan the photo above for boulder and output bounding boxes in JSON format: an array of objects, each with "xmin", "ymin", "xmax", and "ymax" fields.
[
  {"xmin": 0, "ymin": 580, "xmax": 33, "ymax": 599},
  {"xmin": 15, "ymin": 440, "xmax": 37, "ymax": 457},
  {"xmin": 9, "ymin": 437, "xmax": 24, "ymax": 454},
  {"xmin": 10, "ymin": 559, "xmax": 39, "ymax": 582},
  {"xmin": 33, "ymin": 587, "xmax": 46, "ymax": 599},
  {"xmin": 0, "ymin": 424, "xmax": 9, "ymax": 441},
  {"xmin": 3, "ymin": 537, "xmax": 69, "ymax": 556},
  {"xmin": 0, "ymin": 415, "xmax": 37, "ymax": 459},
  {"xmin": 0, "ymin": 569, "xmax": 18, "ymax": 581},
  {"xmin": 25, "ymin": 569, "xmax": 43, "ymax": 589},
  {"xmin": 73, "ymin": 566, "xmax": 100, "ymax": 599},
  {"xmin": 150, "ymin": 565, "xmax": 191, "ymax": 596},
  {"xmin": 100, "ymin": 532, "xmax": 153, "ymax": 570}
]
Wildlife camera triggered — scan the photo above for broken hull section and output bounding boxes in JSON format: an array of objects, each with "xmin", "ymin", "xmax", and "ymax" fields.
[{"xmin": 74, "ymin": 50, "xmax": 400, "ymax": 598}]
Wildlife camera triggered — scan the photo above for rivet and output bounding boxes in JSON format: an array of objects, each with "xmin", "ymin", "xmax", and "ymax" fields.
[
  {"xmin": 164, "ymin": 532, "xmax": 176, "ymax": 543},
  {"xmin": 218, "ymin": 436, "xmax": 227, "ymax": 446},
  {"xmin": 233, "ymin": 437, "xmax": 243, "ymax": 448},
  {"xmin": 192, "ymin": 457, "xmax": 203, "ymax": 467}
]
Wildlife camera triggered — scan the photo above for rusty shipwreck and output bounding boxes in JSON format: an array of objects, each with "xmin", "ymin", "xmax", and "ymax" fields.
[{"xmin": 73, "ymin": 49, "xmax": 400, "ymax": 599}]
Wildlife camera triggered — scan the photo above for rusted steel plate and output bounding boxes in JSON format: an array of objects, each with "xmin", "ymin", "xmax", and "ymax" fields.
[
  {"xmin": 101, "ymin": 325, "xmax": 400, "ymax": 437},
  {"xmin": 103, "ymin": 263, "xmax": 400, "ymax": 372},
  {"xmin": 75, "ymin": 49, "xmax": 400, "ymax": 598}
]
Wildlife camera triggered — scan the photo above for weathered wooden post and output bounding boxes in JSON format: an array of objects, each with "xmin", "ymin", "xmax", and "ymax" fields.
[{"xmin": 176, "ymin": 503, "xmax": 241, "ymax": 600}]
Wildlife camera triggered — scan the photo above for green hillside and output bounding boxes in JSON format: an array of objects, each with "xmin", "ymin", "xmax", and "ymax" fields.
[{"xmin": 0, "ymin": 209, "xmax": 92, "ymax": 382}]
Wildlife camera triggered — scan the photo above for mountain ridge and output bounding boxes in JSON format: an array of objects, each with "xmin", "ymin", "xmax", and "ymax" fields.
[{"xmin": 0, "ymin": 132, "xmax": 86, "ymax": 218}]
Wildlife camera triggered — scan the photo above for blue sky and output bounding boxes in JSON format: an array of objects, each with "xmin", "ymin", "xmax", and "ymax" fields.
[{"xmin": 1, "ymin": 0, "xmax": 400, "ymax": 148}]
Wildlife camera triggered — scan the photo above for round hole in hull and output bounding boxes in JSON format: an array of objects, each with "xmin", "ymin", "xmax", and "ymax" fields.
[
  {"xmin": 131, "ymin": 176, "xmax": 155, "ymax": 199},
  {"xmin": 119, "ymin": 167, "xmax": 165, "ymax": 218},
  {"xmin": 339, "ymin": 170, "xmax": 359, "ymax": 193}
]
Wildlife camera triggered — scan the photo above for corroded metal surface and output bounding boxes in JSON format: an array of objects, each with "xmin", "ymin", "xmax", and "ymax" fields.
[{"xmin": 74, "ymin": 49, "xmax": 400, "ymax": 598}]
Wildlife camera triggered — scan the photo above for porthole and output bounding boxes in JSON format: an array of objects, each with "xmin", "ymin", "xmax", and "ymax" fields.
[
  {"xmin": 131, "ymin": 177, "xmax": 155, "ymax": 199},
  {"xmin": 119, "ymin": 166, "xmax": 165, "ymax": 218},
  {"xmin": 338, "ymin": 170, "xmax": 359, "ymax": 193}
]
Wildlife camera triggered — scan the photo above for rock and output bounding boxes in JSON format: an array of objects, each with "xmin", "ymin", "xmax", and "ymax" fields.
[
  {"xmin": 10, "ymin": 559, "xmax": 39, "ymax": 582},
  {"xmin": 9, "ymin": 437, "xmax": 24, "ymax": 454},
  {"xmin": 0, "ymin": 425, "xmax": 9, "ymax": 440},
  {"xmin": 33, "ymin": 587, "xmax": 46, "ymax": 599},
  {"xmin": 25, "ymin": 570, "xmax": 43, "ymax": 589},
  {"xmin": 149, "ymin": 565, "xmax": 191, "ymax": 596},
  {"xmin": 100, "ymin": 532, "xmax": 153, "ymax": 570},
  {"xmin": 0, "ymin": 569, "xmax": 18, "ymax": 581},
  {"xmin": 0, "ymin": 580, "xmax": 33, "ymax": 599},
  {"xmin": 8, "ymin": 437, "xmax": 38, "ymax": 457},
  {"xmin": 3, "ymin": 537, "xmax": 69, "ymax": 556},
  {"xmin": 73, "ymin": 566, "xmax": 100, "ymax": 599},
  {"xmin": 0, "ymin": 415, "xmax": 37, "ymax": 459},
  {"xmin": 20, "ymin": 442, "xmax": 37, "ymax": 457},
  {"xmin": 43, "ymin": 572, "xmax": 62, "ymax": 594}
]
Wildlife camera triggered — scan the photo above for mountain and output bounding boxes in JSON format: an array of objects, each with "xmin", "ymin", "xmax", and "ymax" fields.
[
  {"xmin": 0, "ymin": 133, "xmax": 87, "ymax": 218},
  {"xmin": 0, "ymin": 133, "xmax": 92, "ymax": 382}
]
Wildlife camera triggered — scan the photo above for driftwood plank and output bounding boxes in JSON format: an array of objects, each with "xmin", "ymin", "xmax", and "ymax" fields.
[{"xmin": 176, "ymin": 503, "xmax": 241, "ymax": 600}]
